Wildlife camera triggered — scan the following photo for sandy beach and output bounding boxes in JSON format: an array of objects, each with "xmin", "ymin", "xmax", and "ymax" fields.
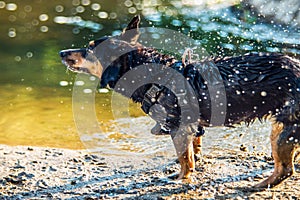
[{"xmin": 0, "ymin": 143, "xmax": 300, "ymax": 199}]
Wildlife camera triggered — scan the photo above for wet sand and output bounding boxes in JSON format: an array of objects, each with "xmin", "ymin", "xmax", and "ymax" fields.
[{"xmin": 1, "ymin": 144, "xmax": 299, "ymax": 199}]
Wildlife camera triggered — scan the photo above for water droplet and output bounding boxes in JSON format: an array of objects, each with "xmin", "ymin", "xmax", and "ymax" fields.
[
  {"xmin": 260, "ymin": 91, "xmax": 267, "ymax": 97},
  {"xmin": 26, "ymin": 52, "xmax": 33, "ymax": 58},
  {"xmin": 0, "ymin": 1, "xmax": 5, "ymax": 9},
  {"xmin": 76, "ymin": 6, "xmax": 85, "ymax": 13},
  {"xmin": 6, "ymin": 3, "xmax": 17, "ymax": 11},
  {"xmin": 89, "ymin": 76, "xmax": 96, "ymax": 81},
  {"xmin": 40, "ymin": 26, "xmax": 48, "ymax": 32},
  {"xmin": 8, "ymin": 28, "xmax": 16, "ymax": 37},
  {"xmin": 124, "ymin": 0, "xmax": 133, "ymax": 7},
  {"xmin": 72, "ymin": 27, "xmax": 80, "ymax": 34},
  {"xmin": 75, "ymin": 81, "xmax": 85, "ymax": 86},
  {"xmin": 81, "ymin": 0, "xmax": 91, "ymax": 6},
  {"xmin": 26, "ymin": 87, "xmax": 33, "ymax": 92},
  {"xmin": 98, "ymin": 11, "xmax": 108, "ymax": 19},
  {"xmin": 98, "ymin": 88, "xmax": 109, "ymax": 93},
  {"xmin": 14, "ymin": 56, "xmax": 21, "ymax": 62},
  {"xmin": 83, "ymin": 88, "xmax": 93, "ymax": 93},
  {"xmin": 24, "ymin": 5, "xmax": 32, "ymax": 12},
  {"xmin": 8, "ymin": 15, "xmax": 16, "ymax": 22},
  {"xmin": 59, "ymin": 81, "xmax": 69, "ymax": 86},
  {"xmin": 32, "ymin": 19, "xmax": 39, "ymax": 26},
  {"xmin": 91, "ymin": 3, "xmax": 100, "ymax": 11},
  {"xmin": 128, "ymin": 7, "xmax": 137, "ymax": 14},
  {"xmin": 55, "ymin": 5, "xmax": 64, "ymax": 13},
  {"xmin": 39, "ymin": 14, "xmax": 49, "ymax": 21},
  {"xmin": 109, "ymin": 12, "xmax": 117, "ymax": 19}
]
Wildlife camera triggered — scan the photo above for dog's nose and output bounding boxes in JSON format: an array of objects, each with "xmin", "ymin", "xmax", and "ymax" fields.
[{"xmin": 59, "ymin": 50, "xmax": 70, "ymax": 58}]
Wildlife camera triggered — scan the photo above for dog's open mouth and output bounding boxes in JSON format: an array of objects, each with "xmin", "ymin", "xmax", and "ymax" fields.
[
  {"xmin": 67, "ymin": 65, "xmax": 90, "ymax": 74},
  {"xmin": 62, "ymin": 60, "xmax": 90, "ymax": 74}
]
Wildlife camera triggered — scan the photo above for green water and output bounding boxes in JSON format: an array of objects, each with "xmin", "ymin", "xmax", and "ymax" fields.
[{"xmin": 0, "ymin": 0, "xmax": 299, "ymax": 152}]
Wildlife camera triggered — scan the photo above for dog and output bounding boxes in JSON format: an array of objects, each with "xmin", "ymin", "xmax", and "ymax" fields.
[{"xmin": 60, "ymin": 15, "xmax": 300, "ymax": 188}]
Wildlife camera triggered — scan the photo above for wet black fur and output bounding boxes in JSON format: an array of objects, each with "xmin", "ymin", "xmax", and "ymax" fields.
[
  {"xmin": 98, "ymin": 43, "xmax": 300, "ymax": 132},
  {"xmin": 193, "ymin": 53, "xmax": 300, "ymax": 126}
]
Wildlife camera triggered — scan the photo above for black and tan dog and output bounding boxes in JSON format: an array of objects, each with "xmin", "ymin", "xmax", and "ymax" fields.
[{"xmin": 60, "ymin": 16, "xmax": 300, "ymax": 188}]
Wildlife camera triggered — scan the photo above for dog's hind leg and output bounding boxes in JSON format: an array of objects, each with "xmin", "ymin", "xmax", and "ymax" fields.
[
  {"xmin": 193, "ymin": 126, "xmax": 205, "ymax": 162},
  {"xmin": 177, "ymin": 139, "xmax": 195, "ymax": 179},
  {"xmin": 171, "ymin": 125, "xmax": 195, "ymax": 179},
  {"xmin": 255, "ymin": 121, "xmax": 300, "ymax": 188}
]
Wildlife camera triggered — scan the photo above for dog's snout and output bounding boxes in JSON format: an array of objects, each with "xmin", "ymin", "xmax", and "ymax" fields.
[
  {"xmin": 59, "ymin": 50, "xmax": 70, "ymax": 58},
  {"xmin": 59, "ymin": 48, "xmax": 87, "ymax": 58}
]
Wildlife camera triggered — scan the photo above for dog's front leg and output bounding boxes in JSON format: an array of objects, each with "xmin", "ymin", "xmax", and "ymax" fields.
[
  {"xmin": 177, "ymin": 139, "xmax": 195, "ymax": 179},
  {"xmin": 193, "ymin": 125, "xmax": 205, "ymax": 162},
  {"xmin": 193, "ymin": 136, "xmax": 202, "ymax": 162},
  {"xmin": 171, "ymin": 125, "xmax": 195, "ymax": 179}
]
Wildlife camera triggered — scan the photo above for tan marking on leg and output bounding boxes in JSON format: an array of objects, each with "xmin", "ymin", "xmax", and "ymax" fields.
[
  {"xmin": 193, "ymin": 136, "xmax": 202, "ymax": 155},
  {"xmin": 255, "ymin": 122, "xmax": 295, "ymax": 188},
  {"xmin": 193, "ymin": 136, "xmax": 203, "ymax": 163},
  {"xmin": 270, "ymin": 122, "xmax": 284, "ymax": 144},
  {"xmin": 177, "ymin": 142, "xmax": 195, "ymax": 179}
]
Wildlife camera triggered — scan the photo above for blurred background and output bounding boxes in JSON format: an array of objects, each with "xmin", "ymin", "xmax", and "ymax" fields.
[{"xmin": 0, "ymin": 0, "xmax": 299, "ymax": 153}]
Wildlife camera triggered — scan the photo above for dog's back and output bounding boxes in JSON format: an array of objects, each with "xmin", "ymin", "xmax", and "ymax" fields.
[{"xmin": 183, "ymin": 53, "xmax": 300, "ymax": 126}]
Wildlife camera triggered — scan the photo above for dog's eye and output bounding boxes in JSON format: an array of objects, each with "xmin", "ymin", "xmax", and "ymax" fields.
[
  {"xmin": 87, "ymin": 41, "xmax": 95, "ymax": 50},
  {"xmin": 87, "ymin": 41, "xmax": 95, "ymax": 53}
]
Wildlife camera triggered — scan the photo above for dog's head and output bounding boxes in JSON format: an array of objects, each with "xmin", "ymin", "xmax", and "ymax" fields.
[{"xmin": 59, "ymin": 15, "xmax": 142, "ymax": 88}]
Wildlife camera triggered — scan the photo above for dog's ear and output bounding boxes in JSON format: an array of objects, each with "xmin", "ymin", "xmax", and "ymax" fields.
[
  {"xmin": 125, "ymin": 15, "xmax": 140, "ymax": 31},
  {"xmin": 122, "ymin": 15, "xmax": 140, "ymax": 44}
]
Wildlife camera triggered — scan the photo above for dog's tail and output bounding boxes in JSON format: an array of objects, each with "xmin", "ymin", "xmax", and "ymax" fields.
[
  {"xmin": 291, "ymin": 57, "xmax": 300, "ymax": 94},
  {"xmin": 287, "ymin": 55, "xmax": 300, "ymax": 77},
  {"xmin": 283, "ymin": 55, "xmax": 300, "ymax": 119}
]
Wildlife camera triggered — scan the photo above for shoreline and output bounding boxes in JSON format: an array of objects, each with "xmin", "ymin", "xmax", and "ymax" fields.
[{"xmin": 0, "ymin": 144, "xmax": 299, "ymax": 199}]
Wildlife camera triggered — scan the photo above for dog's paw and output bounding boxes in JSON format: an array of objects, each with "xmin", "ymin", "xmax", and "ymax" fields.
[{"xmin": 194, "ymin": 153, "xmax": 203, "ymax": 163}]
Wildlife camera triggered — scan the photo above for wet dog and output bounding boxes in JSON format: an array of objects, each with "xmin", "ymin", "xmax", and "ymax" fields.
[{"xmin": 60, "ymin": 15, "xmax": 300, "ymax": 188}]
